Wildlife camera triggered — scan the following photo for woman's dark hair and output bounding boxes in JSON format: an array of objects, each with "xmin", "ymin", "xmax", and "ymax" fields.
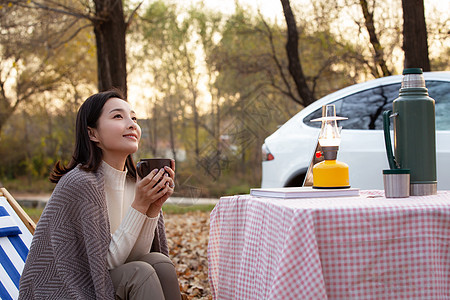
[{"xmin": 50, "ymin": 89, "xmax": 137, "ymax": 183}]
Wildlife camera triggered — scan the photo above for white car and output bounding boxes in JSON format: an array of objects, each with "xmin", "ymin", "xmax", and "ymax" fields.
[{"xmin": 261, "ymin": 72, "xmax": 450, "ymax": 190}]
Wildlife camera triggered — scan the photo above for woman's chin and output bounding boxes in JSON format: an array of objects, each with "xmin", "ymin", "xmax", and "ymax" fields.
[{"xmin": 129, "ymin": 146, "xmax": 139, "ymax": 154}]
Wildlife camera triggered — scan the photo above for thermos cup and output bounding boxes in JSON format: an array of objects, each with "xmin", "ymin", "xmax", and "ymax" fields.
[{"xmin": 383, "ymin": 68, "xmax": 437, "ymax": 196}]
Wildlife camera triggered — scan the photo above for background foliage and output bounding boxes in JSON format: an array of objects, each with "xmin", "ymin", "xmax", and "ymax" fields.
[{"xmin": 0, "ymin": 0, "xmax": 448, "ymax": 197}]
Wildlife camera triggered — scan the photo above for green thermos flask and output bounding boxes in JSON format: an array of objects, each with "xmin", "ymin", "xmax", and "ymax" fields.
[{"xmin": 383, "ymin": 68, "xmax": 437, "ymax": 196}]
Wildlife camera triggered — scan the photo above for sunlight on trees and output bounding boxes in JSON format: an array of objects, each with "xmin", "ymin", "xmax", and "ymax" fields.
[{"xmin": 0, "ymin": 0, "xmax": 448, "ymax": 197}]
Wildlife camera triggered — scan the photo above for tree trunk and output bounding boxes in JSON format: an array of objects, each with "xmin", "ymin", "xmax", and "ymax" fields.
[
  {"xmin": 146, "ymin": 102, "xmax": 158, "ymax": 157},
  {"xmin": 183, "ymin": 45, "xmax": 200, "ymax": 158},
  {"xmin": 402, "ymin": 0, "xmax": 430, "ymax": 71},
  {"xmin": 0, "ymin": 104, "xmax": 13, "ymax": 135},
  {"xmin": 93, "ymin": 0, "xmax": 128, "ymax": 97},
  {"xmin": 359, "ymin": 0, "xmax": 391, "ymax": 77},
  {"xmin": 216, "ymin": 89, "xmax": 221, "ymax": 156},
  {"xmin": 164, "ymin": 98, "xmax": 177, "ymax": 161},
  {"xmin": 280, "ymin": 0, "xmax": 315, "ymax": 107},
  {"xmin": 167, "ymin": 113, "xmax": 177, "ymax": 161}
]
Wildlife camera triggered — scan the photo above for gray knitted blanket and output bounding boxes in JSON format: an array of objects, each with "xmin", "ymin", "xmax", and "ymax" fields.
[{"xmin": 18, "ymin": 166, "xmax": 168, "ymax": 299}]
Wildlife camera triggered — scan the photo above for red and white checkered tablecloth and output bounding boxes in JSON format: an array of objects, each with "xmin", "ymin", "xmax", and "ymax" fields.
[{"xmin": 208, "ymin": 190, "xmax": 450, "ymax": 299}]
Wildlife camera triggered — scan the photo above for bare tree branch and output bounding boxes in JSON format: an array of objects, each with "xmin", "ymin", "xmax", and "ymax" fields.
[
  {"xmin": 265, "ymin": 66, "xmax": 304, "ymax": 106},
  {"xmin": 258, "ymin": 11, "xmax": 303, "ymax": 105},
  {"xmin": 9, "ymin": 0, "xmax": 97, "ymax": 22},
  {"xmin": 359, "ymin": 0, "xmax": 391, "ymax": 77},
  {"xmin": 309, "ymin": 57, "xmax": 335, "ymax": 96},
  {"xmin": 125, "ymin": 1, "xmax": 144, "ymax": 29},
  {"xmin": 49, "ymin": 22, "xmax": 91, "ymax": 49}
]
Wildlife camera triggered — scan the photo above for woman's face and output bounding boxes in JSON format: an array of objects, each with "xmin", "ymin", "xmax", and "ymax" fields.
[{"xmin": 88, "ymin": 98, "xmax": 141, "ymax": 165}]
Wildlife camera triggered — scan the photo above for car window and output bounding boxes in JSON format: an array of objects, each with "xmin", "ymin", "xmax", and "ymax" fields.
[
  {"xmin": 304, "ymin": 83, "xmax": 400, "ymax": 130},
  {"xmin": 304, "ymin": 80, "xmax": 450, "ymax": 130},
  {"xmin": 429, "ymin": 81, "xmax": 450, "ymax": 130}
]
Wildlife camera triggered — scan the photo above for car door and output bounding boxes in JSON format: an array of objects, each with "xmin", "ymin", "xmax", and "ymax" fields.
[{"xmin": 431, "ymin": 80, "xmax": 450, "ymax": 190}]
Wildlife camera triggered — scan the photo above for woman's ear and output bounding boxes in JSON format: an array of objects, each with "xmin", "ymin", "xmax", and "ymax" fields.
[{"xmin": 87, "ymin": 127, "xmax": 99, "ymax": 142}]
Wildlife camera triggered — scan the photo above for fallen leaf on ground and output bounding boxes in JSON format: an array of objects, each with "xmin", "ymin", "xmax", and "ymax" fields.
[{"xmin": 164, "ymin": 211, "xmax": 212, "ymax": 300}]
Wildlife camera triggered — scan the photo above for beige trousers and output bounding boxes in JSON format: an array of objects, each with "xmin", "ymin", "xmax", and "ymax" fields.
[{"xmin": 110, "ymin": 252, "xmax": 181, "ymax": 300}]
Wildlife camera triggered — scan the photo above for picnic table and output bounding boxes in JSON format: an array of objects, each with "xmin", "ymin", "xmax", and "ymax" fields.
[{"xmin": 208, "ymin": 190, "xmax": 450, "ymax": 299}]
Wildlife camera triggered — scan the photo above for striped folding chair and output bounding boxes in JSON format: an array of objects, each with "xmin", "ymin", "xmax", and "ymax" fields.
[{"xmin": 0, "ymin": 189, "xmax": 34, "ymax": 300}]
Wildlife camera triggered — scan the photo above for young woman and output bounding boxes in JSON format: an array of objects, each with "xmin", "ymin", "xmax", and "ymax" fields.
[{"xmin": 19, "ymin": 90, "xmax": 181, "ymax": 300}]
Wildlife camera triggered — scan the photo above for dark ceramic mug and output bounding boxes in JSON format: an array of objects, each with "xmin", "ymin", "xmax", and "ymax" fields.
[{"xmin": 136, "ymin": 158, "xmax": 172, "ymax": 178}]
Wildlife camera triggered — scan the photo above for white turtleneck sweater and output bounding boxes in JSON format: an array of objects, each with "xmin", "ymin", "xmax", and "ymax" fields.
[{"xmin": 100, "ymin": 161, "xmax": 159, "ymax": 270}]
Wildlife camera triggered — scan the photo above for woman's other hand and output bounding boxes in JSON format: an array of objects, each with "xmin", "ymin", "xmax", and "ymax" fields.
[{"xmin": 146, "ymin": 159, "xmax": 175, "ymax": 217}]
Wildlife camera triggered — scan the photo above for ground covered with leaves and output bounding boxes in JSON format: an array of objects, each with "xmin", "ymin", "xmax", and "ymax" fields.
[{"xmin": 164, "ymin": 211, "xmax": 212, "ymax": 299}]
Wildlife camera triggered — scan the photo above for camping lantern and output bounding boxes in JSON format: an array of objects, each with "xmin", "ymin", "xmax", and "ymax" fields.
[{"xmin": 311, "ymin": 105, "xmax": 350, "ymax": 189}]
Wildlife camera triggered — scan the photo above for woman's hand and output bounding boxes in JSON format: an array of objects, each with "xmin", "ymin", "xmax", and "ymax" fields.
[
  {"xmin": 132, "ymin": 160, "xmax": 175, "ymax": 217},
  {"xmin": 146, "ymin": 159, "xmax": 175, "ymax": 217}
]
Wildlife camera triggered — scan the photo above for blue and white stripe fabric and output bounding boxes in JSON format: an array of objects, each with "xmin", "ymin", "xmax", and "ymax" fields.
[{"xmin": 0, "ymin": 197, "xmax": 33, "ymax": 300}]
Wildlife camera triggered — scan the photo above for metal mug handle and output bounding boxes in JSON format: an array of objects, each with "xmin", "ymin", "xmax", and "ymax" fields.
[{"xmin": 383, "ymin": 110, "xmax": 399, "ymax": 170}]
